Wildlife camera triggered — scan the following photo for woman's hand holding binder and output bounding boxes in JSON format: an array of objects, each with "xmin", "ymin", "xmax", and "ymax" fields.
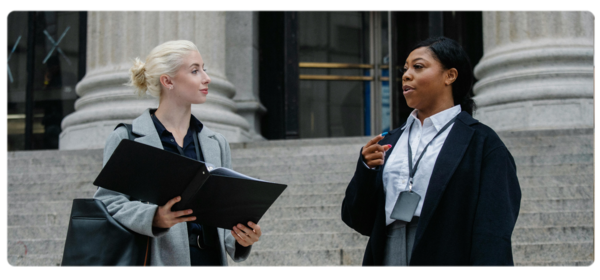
[
  {"xmin": 152, "ymin": 196, "xmax": 197, "ymax": 228},
  {"xmin": 231, "ymin": 222, "xmax": 262, "ymax": 247}
]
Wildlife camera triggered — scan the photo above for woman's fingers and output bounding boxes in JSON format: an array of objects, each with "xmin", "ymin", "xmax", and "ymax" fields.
[
  {"xmin": 164, "ymin": 196, "xmax": 181, "ymax": 211},
  {"xmin": 247, "ymin": 222, "xmax": 262, "ymax": 237},
  {"xmin": 364, "ymin": 135, "xmax": 385, "ymax": 149},
  {"xmin": 363, "ymin": 143, "xmax": 392, "ymax": 168},
  {"xmin": 152, "ymin": 196, "xmax": 194, "ymax": 228},
  {"xmin": 232, "ymin": 223, "xmax": 261, "ymax": 246}
]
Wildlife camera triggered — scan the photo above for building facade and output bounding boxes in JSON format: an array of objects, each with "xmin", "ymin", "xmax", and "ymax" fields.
[{"xmin": 8, "ymin": 11, "xmax": 592, "ymax": 151}]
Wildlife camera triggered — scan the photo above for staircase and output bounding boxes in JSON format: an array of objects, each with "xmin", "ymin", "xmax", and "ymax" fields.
[
  {"xmin": 500, "ymin": 128, "xmax": 594, "ymax": 266},
  {"xmin": 6, "ymin": 128, "xmax": 593, "ymax": 266}
]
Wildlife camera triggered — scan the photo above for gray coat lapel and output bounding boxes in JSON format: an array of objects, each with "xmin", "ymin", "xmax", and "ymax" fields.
[
  {"xmin": 198, "ymin": 127, "xmax": 222, "ymax": 167},
  {"xmin": 131, "ymin": 109, "xmax": 163, "ymax": 149}
]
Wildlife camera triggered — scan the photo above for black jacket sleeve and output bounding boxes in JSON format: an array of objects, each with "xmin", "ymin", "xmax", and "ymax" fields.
[
  {"xmin": 470, "ymin": 146, "xmax": 521, "ymax": 265},
  {"xmin": 341, "ymin": 149, "xmax": 381, "ymax": 236}
]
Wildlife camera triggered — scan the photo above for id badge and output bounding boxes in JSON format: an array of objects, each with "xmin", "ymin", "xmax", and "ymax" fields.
[{"xmin": 390, "ymin": 191, "xmax": 421, "ymax": 222}]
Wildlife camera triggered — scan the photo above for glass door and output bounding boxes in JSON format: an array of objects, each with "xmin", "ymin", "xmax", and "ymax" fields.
[{"xmin": 297, "ymin": 11, "xmax": 392, "ymax": 138}]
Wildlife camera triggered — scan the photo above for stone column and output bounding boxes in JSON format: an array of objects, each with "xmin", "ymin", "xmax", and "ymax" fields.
[
  {"xmin": 226, "ymin": 12, "xmax": 266, "ymax": 141},
  {"xmin": 473, "ymin": 12, "xmax": 593, "ymax": 131},
  {"xmin": 60, "ymin": 11, "xmax": 252, "ymax": 150}
]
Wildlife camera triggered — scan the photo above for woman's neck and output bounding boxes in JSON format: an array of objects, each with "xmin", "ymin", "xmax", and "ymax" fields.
[
  {"xmin": 154, "ymin": 98, "xmax": 192, "ymax": 133},
  {"xmin": 416, "ymin": 95, "xmax": 455, "ymax": 125}
]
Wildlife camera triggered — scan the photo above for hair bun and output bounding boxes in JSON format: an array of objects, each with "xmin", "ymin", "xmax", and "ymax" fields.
[{"xmin": 129, "ymin": 57, "xmax": 148, "ymax": 95}]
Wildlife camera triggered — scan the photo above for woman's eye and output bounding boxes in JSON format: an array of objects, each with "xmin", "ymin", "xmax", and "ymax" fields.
[
  {"xmin": 203, "ymin": 68, "xmax": 208, "ymax": 72},
  {"xmin": 414, "ymin": 64, "xmax": 423, "ymax": 69},
  {"xmin": 192, "ymin": 70, "xmax": 198, "ymax": 74}
]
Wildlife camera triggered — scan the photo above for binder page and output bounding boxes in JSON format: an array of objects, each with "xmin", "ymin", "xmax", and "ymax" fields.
[{"xmin": 209, "ymin": 167, "xmax": 267, "ymax": 182}]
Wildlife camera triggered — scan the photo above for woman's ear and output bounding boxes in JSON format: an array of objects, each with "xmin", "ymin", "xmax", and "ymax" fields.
[
  {"xmin": 445, "ymin": 68, "xmax": 458, "ymax": 86},
  {"xmin": 160, "ymin": 74, "xmax": 173, "ymax": 90}
]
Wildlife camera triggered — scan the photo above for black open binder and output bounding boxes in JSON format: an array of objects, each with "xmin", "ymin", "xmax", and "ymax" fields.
[{"xmin": 93, "ymin": 139, "xmax": 287, "ymax": 230}]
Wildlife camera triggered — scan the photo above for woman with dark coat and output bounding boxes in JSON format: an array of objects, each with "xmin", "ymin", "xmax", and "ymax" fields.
[{"xmin": 341, "ymin": 37, "xmax": 521, "ymax": 266}]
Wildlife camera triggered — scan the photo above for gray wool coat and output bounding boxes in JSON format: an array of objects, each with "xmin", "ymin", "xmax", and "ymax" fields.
[{"xmin": 93, "ymin": 109, "xmax": 251, "ymax": 266}]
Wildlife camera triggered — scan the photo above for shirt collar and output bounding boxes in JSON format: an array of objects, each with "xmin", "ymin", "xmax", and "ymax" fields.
[
  {"xmin": 401, "ymin": 105, "xmax": 461, "ymax": 131},
  {"xmin": 150, "ymin": 111, "xmax": 204, "ymax": 135}
]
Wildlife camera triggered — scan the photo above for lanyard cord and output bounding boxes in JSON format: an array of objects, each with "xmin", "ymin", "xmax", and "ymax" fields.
[{"xmin": 407, "ymin": 115, "xmax": 458, "ymax": 191}]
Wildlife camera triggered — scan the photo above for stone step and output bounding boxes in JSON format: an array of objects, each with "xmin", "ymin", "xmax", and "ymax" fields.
[
  {"xmin": 8, "ymin": 201, "xmax": 75, "ymax": 215},
  {"xmin": 5, "ymin": 202, "xmax": 341, "ymax": 227},
  {"xmin": 517, "ymin": 174, "xmax": 593, "ymax": 187},
  {"xmin": 232, "ymin": 153, "xmax": 359, "ymax": 167},
  {"xmin": 253, "ymin": 232, "xmax": 368, "ymax": 251},
  {"xmin": 7, "ymin": 148, "xmax": 102, "ymax": 159},
  {"xmin": 230, "ymin": 143, "xmax": 364, "ymax": 158},
  {"xmin": 8, "ymin": 191, "xmax": 96, "ymax": 203},
  {"xmin": 515, "ymin": 260, "xmax": 593, "ymax": 266},
  {"xmin": 7, "ymin": 154, "xmax": 103, "ymax": 166},
  {"xmin": 8, "ymin": 172, "xmax": 99, "ymax": 185},
  {"xmin": 512, "ymin": 226, "xmax": 593, "ymax": 244},
  {"xmin": 280, "ymin": 183, "xmax": 350, "ymax": 195},
  {"xmin": 8, "ymin": 226, "xmax": 67, "ymax": 240},
  {"xmin": 519, "ymin": 198, "xmax": 593, "ymax": 212},
  {"xmin": 228, "ymin": 248, "xmax": 365, "ymax": 266},
  {"xmin": 512, "ymin": 242, "xmax": 594, "ymax": 263},
  {"xmin": 258, "ymin": 218, "xmax": 354, "ymax": 234},
  {"xmin": 8, "ymin": 196, "xmax": 592, "ymax": 220},
  {"xmin": 8, "ymin": 239, "xmax": 65, "ymax": 257},
  {"xmin": 513, "ymin": 153, "xmax": 592, "ymax": 166},
  {"xmin": 7, "ymin": 254, "xmax": 63, "ymax": 266},
  {"xmin": 8, "ymin": 164, "xmax": 103, "ymax": 175},
  {"xmin": 515, "ymin": 211, "xmax": 593, "ymax": 228},
  {"xmin": 520, "ymin": 185, "xmax": 592, "ymax": 200},
  {"xmin": 5, "ymin": 194, "xmax": 343, "ymax": 215},
  {"xmin": 8, "ymin": 182, "xmax": 96, "ymax": 193},
  {"xmin": 248, "ymin": 172, "xmax": 354, "ymax": 185},
  {"xmin": 234, "ymin": 162, "xmax": 356, "ymax": 176},
  {"xmin": 229, "ymin": 136, "xmax": 371, "ymax": 150},
  {"xmin": 503, "ymin": 141, "xmax": 592, "ymax": 156},
  {"xmin": 516, "ymin": 163, "xmax": 593, "ymax": 177},
  {"xmin": 498, "ymin": 129, "xmax": 592, "ymax": 147}
]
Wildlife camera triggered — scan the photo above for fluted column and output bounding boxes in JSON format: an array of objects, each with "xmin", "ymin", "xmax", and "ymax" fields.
[
  {"xmin": 226, "ymin": 12, "xmax": 266, "ymax": 141},
  {"xmin": 60, "ymin": 11, "xmax": 252, "ymax": 150},
  {"xmin": 473, "ymin": 12, "xmax": 593, "ymax": 131}
]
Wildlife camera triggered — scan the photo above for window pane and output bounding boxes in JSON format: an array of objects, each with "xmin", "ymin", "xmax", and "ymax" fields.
[
  {"xmin": 7, "ymin": 12, "xmax": 29, "ymax": 151},
  {"xmin": 298, "ymin": 12, "xmax": 368, "ymax": 138},
  {"xmin": 32, "ymin": 12, "xmax": 80, "ymax": 149}
]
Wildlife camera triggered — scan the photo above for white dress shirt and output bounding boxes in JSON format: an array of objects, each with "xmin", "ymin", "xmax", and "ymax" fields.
[{"xmin": 382, "ymin": 105, "xmax": 461, "ymax": 225}]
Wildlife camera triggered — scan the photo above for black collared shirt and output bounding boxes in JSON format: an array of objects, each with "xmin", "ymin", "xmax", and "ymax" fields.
[
  {"xmin": 150, "ymin": 113, "xmax": 204, "ymax": 162},
  {"xmin": 150, "ymin": 112, "xmax": 204, "ymax": 234}
]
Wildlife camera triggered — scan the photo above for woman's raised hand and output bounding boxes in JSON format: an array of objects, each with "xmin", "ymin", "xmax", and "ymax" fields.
[
  {"xmin": 152, "ymin": 196, "xmax": 196, "ymax": 228},
  {"xmin": 362, "ymin": 135, "xmax": 392, "ymax": 169}
]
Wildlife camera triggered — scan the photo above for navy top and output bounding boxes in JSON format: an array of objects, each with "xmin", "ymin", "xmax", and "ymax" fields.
[{"xmin": 150, "ymin": 114, "xmax": 205, "ymax": 234}]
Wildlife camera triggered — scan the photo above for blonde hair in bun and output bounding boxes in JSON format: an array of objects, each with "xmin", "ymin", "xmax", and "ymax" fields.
[{"xmin": 127, "ymin": 40, "xmax": 200, "ymax": 97}]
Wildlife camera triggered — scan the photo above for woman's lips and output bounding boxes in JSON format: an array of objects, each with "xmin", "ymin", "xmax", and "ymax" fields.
[
  {"xmin": 403, "ymin": 87, "xmax": 414, "ymax": 95},
  {"xmin": 200, "ymin": 89, "xmax": 208, "ymax": 95}
]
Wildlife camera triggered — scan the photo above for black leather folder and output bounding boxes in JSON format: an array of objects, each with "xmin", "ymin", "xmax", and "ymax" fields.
[{"xmin": 93, "ymin": 139, "xmax": 287, "ymax": 230}]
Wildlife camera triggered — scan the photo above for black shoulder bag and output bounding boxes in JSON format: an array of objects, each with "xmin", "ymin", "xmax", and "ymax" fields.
[{"xmin": 61, "ymin": 123, "xmax": 151, "ymax": 266}]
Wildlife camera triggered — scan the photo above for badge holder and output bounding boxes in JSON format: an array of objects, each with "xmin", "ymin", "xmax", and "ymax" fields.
[{"xmin": 390, "ymin": 179, "xmax": 421, "ymax": 222}]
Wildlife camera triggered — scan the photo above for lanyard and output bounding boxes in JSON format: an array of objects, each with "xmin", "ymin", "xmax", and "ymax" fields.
[{"xmin": 407, "ymin": 115, "xmax": 458, "ymax": 191}]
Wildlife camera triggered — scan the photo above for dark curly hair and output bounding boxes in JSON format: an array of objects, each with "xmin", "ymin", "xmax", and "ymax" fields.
[{"xmin": 409, "ymin": 36, "xmax": 476, "ymax": 115}]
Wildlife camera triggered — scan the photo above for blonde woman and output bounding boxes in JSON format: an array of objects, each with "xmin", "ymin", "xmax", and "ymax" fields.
[{"xmin": 94, "ymin": 40, "xmax": 261, "ymax": 266}]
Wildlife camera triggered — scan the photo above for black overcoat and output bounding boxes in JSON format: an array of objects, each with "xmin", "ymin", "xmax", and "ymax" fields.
[{"xmin": 341, "ymin": 111, "xmax": 521, "ymax": 265}]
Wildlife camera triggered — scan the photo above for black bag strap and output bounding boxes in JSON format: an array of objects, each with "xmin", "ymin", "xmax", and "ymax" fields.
[
  {"xmin": 115, "ymin": 123, "xmax": 135, "ymax": 141},
  {"xmin": 112, "ymin": 123, "xmax": 150, "ymax": 265}
]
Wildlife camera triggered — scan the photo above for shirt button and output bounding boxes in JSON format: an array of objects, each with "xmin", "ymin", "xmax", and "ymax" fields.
[{"xmin": 170, "ymin": 139, "xmax": 174, "ymax": 142}]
